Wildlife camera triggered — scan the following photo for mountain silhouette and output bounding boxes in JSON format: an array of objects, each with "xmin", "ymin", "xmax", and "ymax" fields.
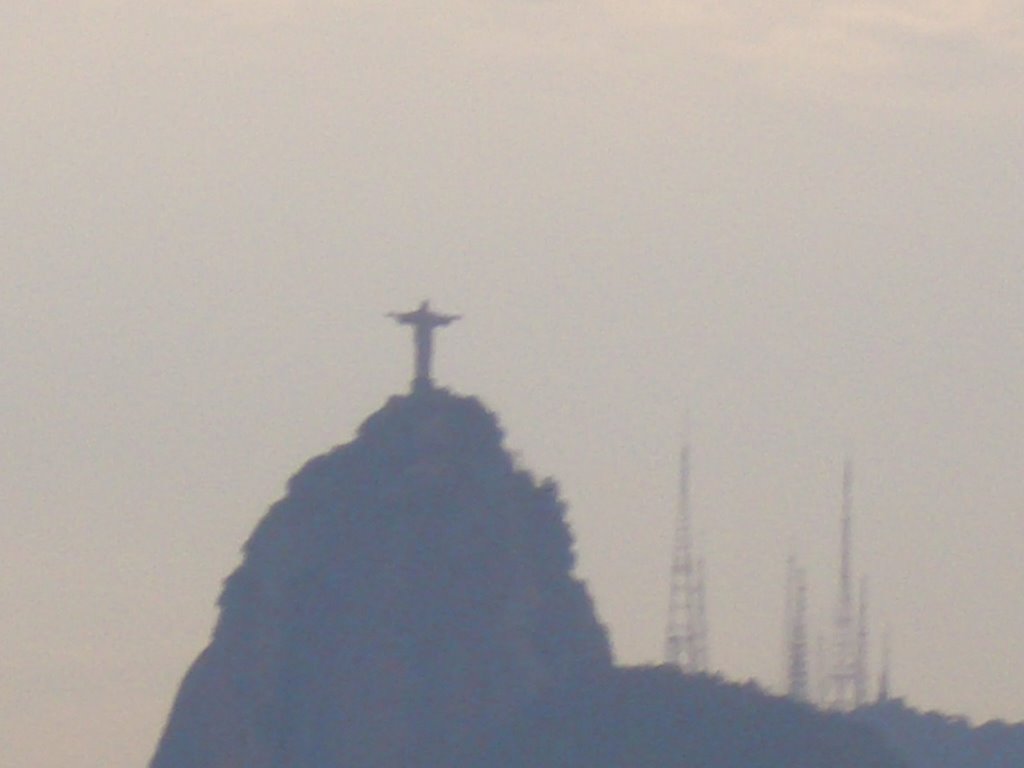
[
  {"xmin": 150, "ymin": 386, "xmax": 966, "ymax": 768},
  {"xmin": 150, "ymin": 388, "xmax": 612, "ymax": 768},
  {"xmin": 855, "ymin": 699, "xmax": 1024, "ymax": 768}
]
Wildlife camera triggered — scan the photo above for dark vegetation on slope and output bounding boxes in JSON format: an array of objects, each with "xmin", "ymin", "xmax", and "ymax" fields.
[
  {"xmin": 855, "ymin": 699, "xmax": 1024, "ymax": 768},
  {"xmin": 477, "ymin": 665, "xmax": 907, "ymax": 768}
]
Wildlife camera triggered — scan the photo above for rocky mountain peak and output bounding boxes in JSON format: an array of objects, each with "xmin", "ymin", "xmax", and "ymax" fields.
[{"xmin": 150, "ymin": 389, "xmax": 611, "ymax": 768}]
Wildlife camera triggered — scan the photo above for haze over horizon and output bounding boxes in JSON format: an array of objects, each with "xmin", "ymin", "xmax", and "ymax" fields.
[{"xmin": 2, "ymin": 4, "xmax": 1022, "ymax": 767}]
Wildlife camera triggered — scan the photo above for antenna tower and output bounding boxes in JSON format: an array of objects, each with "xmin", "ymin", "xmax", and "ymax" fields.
[
  {"xmin": 784, "ymin": 556, "xmax": 810, "ymax": 701},
  {"xmin": 665, "ymin": 446, "xmax": 708, "ymax": 673},
  {"xmin": 830, "ymin": 460, "xmax": 858, "ymax": 710},
  {"xmin": 815, "ymin": 632, "xmax": 828, "ymax": 705},
  {"xmin": 694, "ymin": 554, "xmax": 709, "ymax": 671},
  {"xmin": 877, "ymin": 628, "xmax": 891, "ymax": 703},
  {"xmin": 855, "ymin": 578, "xmax": 869, "ymax": 706}
]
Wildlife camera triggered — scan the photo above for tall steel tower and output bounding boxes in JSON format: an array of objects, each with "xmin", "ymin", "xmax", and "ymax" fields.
[
  {"xmin": 665, "ymin": 446, "xmax": 708, "ymax": 673},
  {"xmin": 784, "ymin": 555, "xmax": 810, "ymax": 701},
  {"xmin": 694, "ymin": 554, "xmax": 710, "ymax": 671},
  {"xmin": 815, "ymin": 632, "xmax": 828, "ymax": 705},
  {"xmin": 855, "ymin": 578, "xmax": 870, "ymax": 706},
  {"xmin": 877, "ymin": 628, "xmax": 891, "ymax": 703},
  {"xmin": 830, "ymin": 460, "xmax": 858, "ymax": 710}
]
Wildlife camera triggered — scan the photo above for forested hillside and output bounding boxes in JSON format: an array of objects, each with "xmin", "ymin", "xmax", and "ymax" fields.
[{"xmin": 856, "ymin": 699, "xmax": 1024, "ymax": 768}]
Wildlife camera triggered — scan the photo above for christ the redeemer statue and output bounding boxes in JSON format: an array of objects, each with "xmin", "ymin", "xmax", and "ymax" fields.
[{"xmin": 388, "ymin": 300, "xmax": 460, "ymax": 393}]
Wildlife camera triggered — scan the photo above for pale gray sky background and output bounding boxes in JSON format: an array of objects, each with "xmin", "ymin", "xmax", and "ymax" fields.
[{"xmin": 2, "ymin": 3, "xmax": 1022, "ymax": 766}]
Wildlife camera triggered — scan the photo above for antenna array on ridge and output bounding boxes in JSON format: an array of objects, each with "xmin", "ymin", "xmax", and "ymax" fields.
[
  {"xmin": 827, "ymin": 461, "xmax": 870, "ymax": 710},
  {"xmin": 785, "ymin": 555, "xmax": 810, "ymax": 701},
  {"xmin": 665, "ymin": 446, "xmax": 709, "ymax": 673}
]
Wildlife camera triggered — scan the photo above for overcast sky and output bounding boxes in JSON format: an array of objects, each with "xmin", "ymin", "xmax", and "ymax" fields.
[{"xmin": 2, "ymin": 3, "xmax": 1022, "ymax": 766}]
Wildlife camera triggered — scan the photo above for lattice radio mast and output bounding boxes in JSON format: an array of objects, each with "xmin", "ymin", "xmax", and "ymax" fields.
[
  {"xmin": 665, "ymin": 446, "xmax": 708, "ymax": 673},
  {"xmin": 855, "ymin": 578, "xmax": 870, "ymax": 706},
  {"xmin": 830, "ymin": 460, "xmax": 858, "ymax": 710},
  {"xmin": 784, "ymin": 555, "xmax": 810, "ymax": 701},
  {"xmin": 877, "ymin": 628, "xmax": 891, "ymax": 703},
  {"xmin": 694, "ymin": 553, "xmax": 709, "ymax": 671}
]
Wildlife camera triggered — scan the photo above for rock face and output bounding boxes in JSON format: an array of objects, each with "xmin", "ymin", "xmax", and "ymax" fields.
[{"xmin": 150, "ymin": 389, "xmax": 612, "ymax": 768}]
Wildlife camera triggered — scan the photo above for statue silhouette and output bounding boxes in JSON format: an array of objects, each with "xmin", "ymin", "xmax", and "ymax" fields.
[{"xmin": 388, "ymin": 300, "xmax": 460, "ymax": 393}]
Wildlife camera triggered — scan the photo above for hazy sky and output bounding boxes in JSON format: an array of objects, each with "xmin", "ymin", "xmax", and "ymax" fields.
[{"xmin": 2, "ymin": 3, "xmax": 1022, "ymax": 766}]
